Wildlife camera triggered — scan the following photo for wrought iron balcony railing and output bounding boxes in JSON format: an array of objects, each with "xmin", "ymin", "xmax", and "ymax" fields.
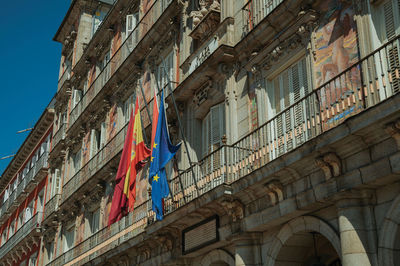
[
  {"xmin": 43, "ymin": 194, "xmax": 61, "ymax": 222},
  {"xmin": 242, "ymin": 0, "xmax": 284, "ymax": 35},
  {"xmin": 61, "ymin": 122, "xmax": 128, "ymax": 204},
  {"xmin": 49, "ymin": 36, "xmax": 400, "ymax": 265},
  {"xmin": 57, "ymin": 65, "xmax": 71, "ymax": 93},
  {"xmin": 68, "ymin": 0, "xmax": 174, "ymax": 130},
  {"xmin": 50, "ymin": 123, "xmax": 67, "ymax": 154},
  {"xmin": 0, "ymin": 212, "xmax": 42, "ymax": 259},
  {"xmin": 0, "ymin": 152, "xmax": 49, "ymax": 222}
]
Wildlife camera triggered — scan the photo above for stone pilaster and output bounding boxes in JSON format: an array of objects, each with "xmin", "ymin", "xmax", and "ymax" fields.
[
  {"xmin": 336, "ymin": 191, "xmax": 378, "ymax": 266},
  {"xmin": 231, "ymin": 233, "xmax": 262, "ymax": 266}
]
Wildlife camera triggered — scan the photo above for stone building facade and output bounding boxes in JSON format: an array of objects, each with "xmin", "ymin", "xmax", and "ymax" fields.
[{"xmin": 1, "ymin": 0, "xmax": 400, "ymax": 265}]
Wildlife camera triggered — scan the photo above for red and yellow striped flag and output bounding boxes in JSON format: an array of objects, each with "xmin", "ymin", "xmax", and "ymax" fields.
[{"xmin": 108, "ymin": 97, "xmax": 150, "ymax": 225}]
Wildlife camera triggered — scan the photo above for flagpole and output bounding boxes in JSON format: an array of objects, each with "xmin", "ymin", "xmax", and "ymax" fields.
[
  {"xmin": 137, "ymin": 91, "xmax": 150, "ymax": 146},
  {"xmin": 160, "ymin": 59, "xmax": 200, "ymax": 196},
  {"xmin": 154, "ymin": 75, "xmax": 187, "ymax": 204},
  {"xmin": 139, "ymin": 79, "xmax": 152, "ymax": 133}
]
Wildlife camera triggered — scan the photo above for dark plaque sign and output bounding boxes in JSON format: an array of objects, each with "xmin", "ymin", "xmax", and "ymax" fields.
[{"xmin": 182, "ymin": 216, "xmax": 219, "ymax": 254}]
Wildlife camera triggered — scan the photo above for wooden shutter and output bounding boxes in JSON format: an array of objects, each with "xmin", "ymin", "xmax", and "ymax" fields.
[
  {"xmin": 100, "ymin": 122, "xmax": 107, "ymax": 148},
  {"xmin": 383, "ymin": 0, "xmax": 400, "ymax": 94},
  {"xmin": 90, "ymin": 130, "xmax": 97, "ymax": 158},
  {"xmin": 126, "ymin": 13, "xmax": 139, "ymax": 50}
]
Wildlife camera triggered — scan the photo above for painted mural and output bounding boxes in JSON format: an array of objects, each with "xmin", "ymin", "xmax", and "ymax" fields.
[
  {"xmin": 107, "ymin": 104, "xmax": 118, "ymax": 140},
  {"xmin": 111, "ymin": 24, "xmax": 121, "ymax": 75},
  {"xmin": 82, "ymin": 131, "xmax": 90, "ymax": 165},
  {"xmin": 313, "ymin": 0, "xmax": 362, "ymax": 129},
  {"xmin": 140, "ymin": 0, "xmax": 154, "ymax": 38}
]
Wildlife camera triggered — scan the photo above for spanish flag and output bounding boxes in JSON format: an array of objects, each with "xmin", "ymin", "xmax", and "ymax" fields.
[{"xmin": 108, "ymin": 97, "xmax": 151, "ymax": 225}]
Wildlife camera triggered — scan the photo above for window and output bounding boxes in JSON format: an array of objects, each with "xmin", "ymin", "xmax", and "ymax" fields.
[
  {"xmin": 123, "ymin": 94, "xmax": 135, "ymax": 124},
  {"xmin": 45, "ymin": 242, "xmax": 54, "ymax": 264},
  {"xmin": 126, "ymin": 13, "xmax": 139, "ymax": 51},
  {"xmin": 17, "ymin": 211, "xmax": 24, "ymax": 230},
  {"xmin": 3, "ymin": 187, "xmax": 9, "ymax": 202},
  {"xmin": 72, "ymin": 150, "xmax": 82, "ymax": 176},
  {"xmin": 25, "ymin": 201, "xmax": 34, "ymax": 222},
  {"xmin": 72, "ymin": 89, "xmax": 82, "ymax": 109},
  {"xmin": 371, "ymin": 0, "xmax": 400, "ymax": 95},
  {"xmin": 90, "ymin": 129, "xmax": 101, "ymax": 158},
  {"xmin": 156, "ymin": 50, "xmax": 175, "ymax": 89},
  {"xmin": 202, "ymin": 103, "xmax": 225, "ymax": 156},
  {"xmin": 100, "ymin": 122, "xmax": 107, "ymax": 149},
  {"xmin": 51, "ymin": 169, "xmax": 61, "ymax": 198},
  {"xmin": 37, "ymin": 190, "xmax": 44, "ymax": 213},
  {"xmin": 1, "ymin": 230, "xmax": 6, "ymax": 246},
  {"xmin": 265, "ymin": 57, "xmax": 309, "ymax": 155},
  {"xmin": 63, "ymin": 225, "xmax": 75, "ymax": 252},
  {"xmin": 101, "ymin": 50, "xmax": 111, "ymax": 86},
  {"xmin": 28, "ymin": 251, "xmax": 38, "ymax": 266},
  {"xmin": 92, "ymin": 9, "xmax": 107, "ymax": 36},
  {"xmin": 9, "ymin": 222, "xmax": 15, "ymax": 237},
  {"xmin": 89, "ymin": 208, "xmax": 100, "ymax": 235}
]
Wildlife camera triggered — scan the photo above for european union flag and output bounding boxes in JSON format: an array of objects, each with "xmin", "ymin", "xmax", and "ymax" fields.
[{"xmin": 149, "ymin": 89, "xmax": 181, "ymax": 220}]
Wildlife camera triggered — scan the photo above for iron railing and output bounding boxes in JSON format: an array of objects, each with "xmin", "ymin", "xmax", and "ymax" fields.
[
  {"xmin": 0, "ymin": 152, "xmax": 49, "ymax": 220},
  {"xmin": 43, "ymin": 194, "xmax": 61, "ymax": 221},
  {"xmin": 48, "ymin": 36, "xmax": 400, "ymax": 265},
  {"xmin": 68, "ymin": 0, "xmax": 174, "ymax": 129},
  {"xmin": 242, "ymin": 0, "xmax": 284, "ymax": 35},
  {"xmin": 0, "ymin": 212, "xmax": 42, "ymax": 259},
  {"xmin": 57, "ymin": 65, "xmax": 71, "ymax": 92},
  {"xmin": 61, "ymin": 122, "xmax": 128, "ymax": 204},
  {"xmin": 49, "ymin": 202, "xmax": 149, "ymax": 266},
  {"xmin": 51, "ymin": 123, "xmax": 67, "ymax": 152}
]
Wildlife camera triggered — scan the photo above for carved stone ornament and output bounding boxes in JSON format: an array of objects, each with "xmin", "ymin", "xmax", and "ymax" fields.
[
  {"xmin": 220, "ymin": 199, "xmax": 244, "ymax": 222},
  {"xmin": 193, "ymin": 79, "xmax": 212, "ymax": 106},
  {"xmin": 385, "ymin": 119, "xmax": 400, "ymax": 149},
  {"xmin": 190, "ymin": 9, "xmax": 220, "ymax": 42},
  {"xmin": 315, "ymin": 152, "xmax": 342, "ymax": 180},
  {"xmin": 264, "ymin": 179, "xmax": 284, "ymax": 206}
]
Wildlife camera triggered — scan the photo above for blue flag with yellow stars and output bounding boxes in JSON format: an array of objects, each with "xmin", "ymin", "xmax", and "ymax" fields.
[{"xmin": 149, "ymin": 89, "xmax": 181, "ymax": 220}]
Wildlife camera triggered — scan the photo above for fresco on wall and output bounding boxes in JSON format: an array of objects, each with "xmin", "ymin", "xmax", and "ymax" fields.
[
  {"xmin": 313, "ymin": 0, "xmax": 362, "ymax": 129},
  {"xmin": 111, "ymin": 24, "xmax": 121, "ymax": 75},
  {"xmin": 82, "ymin": 131, "xmax": 90, "ymax": 165},
  {"xmin": 140, "ymin": 0, "xmax": 154, "ymax": 38},
  {"xmin": 107, "ymin": 104, "xmax": 118, "ymax": 140}
]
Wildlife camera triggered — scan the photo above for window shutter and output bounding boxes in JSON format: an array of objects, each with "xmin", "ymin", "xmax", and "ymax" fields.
[
  {"xmin": 384, "ymin": 1, "xmax": 396, "ymax": 40},
  {"xmin": 90, "ymin": 130, "xmax": 97, "ymax": 158},
  {"xmin": 54, "ymin": 169, "xmax": 61, "ymax": 195},
  {"xmin": 126, "ymin": 13, "xmax": 139, "ymax": 50},
  {"xmin": 100, "ymin": 122, "xmax": 107, "ymax": 148}
]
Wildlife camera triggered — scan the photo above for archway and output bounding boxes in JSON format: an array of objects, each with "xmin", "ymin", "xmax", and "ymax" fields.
[
  {"xmin": 266, "ymin": 216, "xmax": 341, "ymax": 266},
  {"xmin": 378, "ymin": 194, "xmax": 400, "ymax": 265},
  {"xmin": 198, "ymin": 249, "xmax": 235, "ymax": 266}
]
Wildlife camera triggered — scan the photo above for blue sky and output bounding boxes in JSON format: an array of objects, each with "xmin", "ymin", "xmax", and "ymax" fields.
[{"xmin": 0, "ymin": 1, "xmax": 70, "ymax": 174}]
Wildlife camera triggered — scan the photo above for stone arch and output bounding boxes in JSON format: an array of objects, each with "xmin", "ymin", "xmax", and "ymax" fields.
[
  {"xmin": 265, "ymin": 216, "xmax": 341, "ymax": 266},
  {"xmin": 378, "ymin": 194, "xmax": 400, "ymax": 266},
  {"xmin": 199, "ymin": 249, "xmax": 235, "ymax": 266}
]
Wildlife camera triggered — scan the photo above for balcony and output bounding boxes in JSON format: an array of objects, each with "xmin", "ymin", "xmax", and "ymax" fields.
[
  {"xmin": 57, "ymin": 65, "xmax": 71, "ymax": 93},
  {"xmin": 0, "ymin": 212, "xmax": 42, "ymax": 263},
  {"xmin": 241, "ymin": 0, "xmax": 284, "ymax": 35},
  {"xmin": 60, "ymin": 122, "xmax": 128, "ymax": 205},
  {"xmin": 48, "ymin": 35, "xmax": 400, "ymax": 265},
  {"xmin": 0, "ymin": 152, "xmax": 49, "ymax": 224},
  {"xmin": 43, "ymin": 194, "xmax": 61, "ymax": 223},
  {"xmin": 67, "ymin": 0, "xmax": 176, "ymax": 134},
  {"xmin": 49, "ymin": 123, "xmax": 67, "ymax": 159}
]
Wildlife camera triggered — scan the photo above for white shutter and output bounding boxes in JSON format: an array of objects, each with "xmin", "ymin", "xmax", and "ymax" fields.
[
  {"xmin": 73, "ymin": 90, "xmax": 82, "ymax": 108},
  {"xmin": 384, "ymin": 0, "xmax": 396, "ymax": 41},
  {"xmin": 126, "ymin": 13, "xmax": 139, "ymax": 50},
  {"xmin": 100, "ymin": 122, "xmax": 107, "ymax": 148},
  {"xmin": 89, "ymin": 130, "xmax": 98, "ymax": 158}
]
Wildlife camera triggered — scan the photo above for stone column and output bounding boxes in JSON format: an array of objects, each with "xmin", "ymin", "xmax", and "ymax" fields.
[
  {"xmin": 232, "ymin": 233, "xmax": 262, "ymax": 266},
  {"xmin": 336, "ymin": 191, "xmax": 378, "ymax": 266}
]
